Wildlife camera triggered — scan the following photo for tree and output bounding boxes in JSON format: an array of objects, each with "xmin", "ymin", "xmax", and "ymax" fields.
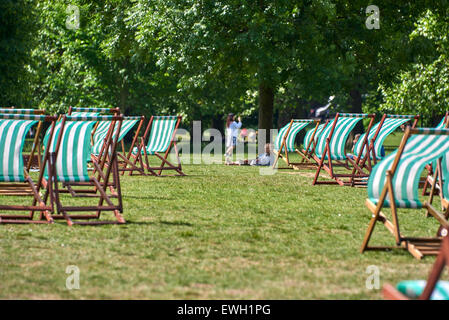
[
  {"xmin": 133, "ymin": 0, "xmax": 341, "ymax": 139},
  {"xmin": 30, "ymin": 0, "xmax": 179, "ymax": 117},
  {"xmin": 0, "ymin": 0, "xmax": 37, "ymax": 106},
  {"xmin": 379, "ymin": 9, "xmax": 449, "ymax": 124}
]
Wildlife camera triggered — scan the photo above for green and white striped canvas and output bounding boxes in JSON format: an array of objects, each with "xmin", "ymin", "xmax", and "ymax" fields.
[
  {"xmin": 0, "ymin": 108, "xmax": 38, "ymax": 114},
  {"xmin": 92, "ymin": 117, "xmax": 139, "ymax": 155},
  {"xmin": 133, "ymin": 116, "xmax": 178, "ymax": 155},
  {"xmin": 368, "ymin": 128, "xmax": 449, "ymax": 208},
  {"xmin": 303, "ymin": 123, "xmax": 325, "ymax": 151},
  {"xmin": 354, "ymin": 115, "xmax": 414, "ymax": 159},
  {"xmin": 397, "ymin": 280, "xmax": 449, "ymax": 300},
  {"xmin": 44, "ymin": 119, "xmax": 97, "ymax": 182},
  {"xmin": 0, "ymin": 118, "xmax": 38, "ymax": 182},
  {"xmin": 274, "ymin": 120, "xmax": 312, "ymax": 152},
  {"xmin": 70, "ymin": 107, "xmax": 115, "ymax": 114},
  {"xmin": 43, "ymin": 111, "xmax": 100, "ymax": 155},
  {"xmin": 436, "ymin": 116, "xmax": 448, "ymax": 129},
  {"xmin": 315, "ymin": 114, "xmax": 367, "ymax": 160},
  {"xmin": 71, "ymin": 112, "xmax": 100, "ymax": 117}
]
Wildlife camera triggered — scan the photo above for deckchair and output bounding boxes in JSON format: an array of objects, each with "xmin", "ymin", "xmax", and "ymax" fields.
[
  {"xmin": 67, "ymin": 107, "xmax": 120, "ymax": 144},
  {"xmin": 383, "ymin": 236, "xmax": 449, "ymax": 300},
  {"xmin": 0, "ymin": 108, "xmax": 46, "ymax": 170},
  {"xmin": 44, "ymin": 114, "xmax": 125, "ymax": 226},
  {"xmin": 301, "ymin": 122, "xmax": 328, "ymax": 164},
  {"xmin": 422, "ymin": 112, "xmax": 449, "ymax": 196},
  {"xmin": 272, "ymin": 119, "xmax": 319, "ymax": 169},
  {"xmin": 312, "ymin": 113, "xmax": 375, "ymax": 186},
  {"xmin": 0, "ymin": 113, "xmax": 57, "ymax": 224},
  {"xmin": 69, "ymin": 108, "xmax": 145, "ymax": 167},
  {"xmin": 125, "ymin": 115, "xmax": 185, "ymax": 176},
  {"xmin": 360, "ymin": 127, "xmax": 449, "ymax": 259},
  {"xmin": 91, "ymin": 115, "xmax": 145, "ymax": 163},
  {"xmin": 347, "ymin": 114, "xmax": 419, "ymax": 186}
]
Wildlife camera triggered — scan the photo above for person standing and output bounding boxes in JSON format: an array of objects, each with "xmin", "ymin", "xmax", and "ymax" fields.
[{"xmin": 225, "ymin": 113, "xmax": 242, "ymax": 164}]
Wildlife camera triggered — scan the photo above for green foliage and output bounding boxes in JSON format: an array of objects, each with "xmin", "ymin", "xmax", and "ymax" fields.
[
  {"xmin": 30, "ymin": 0, "xmax": 179, "ymax": 117},
  {"xmin": 380, "ymin": 9, "xmax": 449, "ymax": 123},
  {"xmin": 1, "ymin": 1, "xmax": 449, "ymax": 127},
  {"xmin": 0, "ymin": 0, "xmax": 37, "ymax": 106}
]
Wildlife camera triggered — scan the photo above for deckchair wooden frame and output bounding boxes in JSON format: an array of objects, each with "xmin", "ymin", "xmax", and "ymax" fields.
[
  {"xmin": 360, "ymin": 127, "xmax": 449, "ymax": 260},
  {"xmin": 124, "ymin": 115, "xmax": 185, "ymax": 176},
  {"xmin": 272, "ymin": 119, "xmax": 320, "ymax": 170},
  {"xmin": 347, "ymin": 114, "xmax": 419, "ymax": 187},
  {"xmin": 0, "ymin": 114, "xmax": 57, "ymax": 224},
  {"xmin": 46, "ymin": 115, "xmax": 125, "ymax": 226},
  {"xmin": 0, "ymin": 108, "xmax": 46, "ymax": 171},
  {"xmin": 67, "ymin": 106, "xmax": 120, "ymax": 144},
  {"xmin": 93, "ymin": 115, "xmax": 145, "ymax": 174},
  {"xmin": 423, "ymin": 112, "xmax": 449, "ymax": 196},
  {"xmin": 299, "ymin": 121, "xmax": 328, "ymax": 166},
  {"xmin": 383, "ymin": 236, "xmax": 449, "ymax": 300},
  {"xmin": 312, "ymin": 113, "xmax": 375, "ymax": 186}
]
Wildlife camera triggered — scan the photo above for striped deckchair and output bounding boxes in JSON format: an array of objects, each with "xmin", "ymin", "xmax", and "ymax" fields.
[
  {"xmin": 312, "ymin": 113, "xmax": 375, "ymax": 186},
  {"xmin": 0, "ymin": 108, "xmax": 46, "ymax": 170},
  {"xmin": 272, "ymin": 119, "xmax": 319, "ymax": 169},
  {"xmin": 302, "ymin": 122, "xmax": 327, "ymax": 161},
  {"xmin": 44, "ymin": 115, "xmax": 125, "ymax": 226},
  {"xmin": 360, "ymin": 127, "xmax": 449, "ymax": 259},
  {"xmin": 436, "ymin": 112, "xmax": 449, "ymax": 129},
  {"xmin": 69, "ymin": 108, "xmax": 145, "ymax": 170},
  {"xmin": 67, "ymin": 106, "xmax": 120, "ymax": 145},
  {"xmin": 0, "ymin": 113, "xmax": 57, "ymax": 224},
  {"xmin": 347, "ymin": 114, "xmax": 419, "ymax": 186},
  {"xmin": 383, "ymin": 236, "xmax": 449, "ymax": 300},
  {"xmin": 91, "ymin": 116, "xmax": 144, "ymax": 157},
  {"xmin": 125, "ymin": 115, "xmax": 185, "ymax": 176},
  {"xmin": 423, "ymin": 112, "xmax": 449, "ymax": 196}
]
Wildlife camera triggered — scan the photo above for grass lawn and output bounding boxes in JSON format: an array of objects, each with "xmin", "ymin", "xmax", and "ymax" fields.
[{"xmin": 0, "ymin": 132, "xmax": 447, "ymax": 299}]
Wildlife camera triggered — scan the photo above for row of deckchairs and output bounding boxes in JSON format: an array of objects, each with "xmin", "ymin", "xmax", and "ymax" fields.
[
  {"xmin": 67, "ymin": 107, "xmax": 185, "ymax": 177},
  {"xmin": 0, "ymin": 107, "xmax": 185, "ymax": 225},
  {"xmin": 0, "ymin": 113, "xmax": 123, "ymax": 225},
  {"xmin": 273, "ymin": 113, "xmax": 419, "ymax": 186}
]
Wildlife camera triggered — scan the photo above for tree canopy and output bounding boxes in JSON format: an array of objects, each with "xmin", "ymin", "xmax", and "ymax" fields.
[{"xmin": 1, "ymin": 1, "xmax": 448, "ymax": 130}]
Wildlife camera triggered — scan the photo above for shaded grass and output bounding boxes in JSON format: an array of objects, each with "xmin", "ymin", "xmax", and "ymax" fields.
[{"xmin": 0, "ymin": 149, "xmax": 447, "ymax": 299}]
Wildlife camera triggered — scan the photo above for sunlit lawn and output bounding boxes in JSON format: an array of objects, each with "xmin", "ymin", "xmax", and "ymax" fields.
[{"xmin": 0, "ymin": 131, "xmax": 446, "ymax": 299}]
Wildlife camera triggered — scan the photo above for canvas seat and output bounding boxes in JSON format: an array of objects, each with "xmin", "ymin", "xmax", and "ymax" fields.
[
  {"xmin": 272, "ymin": 119, "xmax": 319, "ymax": 169},
  {"xmin": 44, "ymin": 114, "xmax": 125, "ymax": 226},
  {"xmin": 360, "ymin": 127, "xmax": 449, "ymax": 259},
  {"xmin": 346, "ymin": 114, "xmax": 419, "ymax": 187},
  {"xmin": 123, "ymin": 115, "xmax": 185, "ymax": 176},
  {"xmin": 422, "ymin": 112, "xmax": 449, "ymax": 196},
  {"xmin": 0, "ymin": 113, "xmax": 57, "ymax": 224},
  {"xmin": 312, "ymin": 113, "xmax": 375, "ymax": 186},
  {"xmin": 383, "ymin": 236, "xmax": 449, "ymax": 299},
  {"xmin": 0, "ymin": 108, "xmax": 46, "ymax": 170}
]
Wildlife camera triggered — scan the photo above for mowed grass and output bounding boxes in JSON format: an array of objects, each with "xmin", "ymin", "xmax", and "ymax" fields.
[{"xmin": 0, "ymin": 132, "xmax": 447, "ymax": 299}]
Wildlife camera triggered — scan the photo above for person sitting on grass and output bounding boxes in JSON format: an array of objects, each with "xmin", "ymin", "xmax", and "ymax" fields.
[{"xmin": 226, "ymin": 143, "xmax": 274, "ymax": 166}]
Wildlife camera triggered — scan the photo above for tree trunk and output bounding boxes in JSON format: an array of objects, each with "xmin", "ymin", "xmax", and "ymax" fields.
[
  {"xmin": 119, "ymin": 82, "xmax": 129, "ymax": 114},
  {"xmin": 258, "ymin": 83, "xmax": 274, "ymax": 146},
  {"xmin": 349, "ymin": 88, "xmax": 364, "ymax": 134}
]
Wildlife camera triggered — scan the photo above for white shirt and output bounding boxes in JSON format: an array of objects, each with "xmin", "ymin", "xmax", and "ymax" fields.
[{"xmin": 226, "ymin": 121, "xmax": 242, "ymax": 138}]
